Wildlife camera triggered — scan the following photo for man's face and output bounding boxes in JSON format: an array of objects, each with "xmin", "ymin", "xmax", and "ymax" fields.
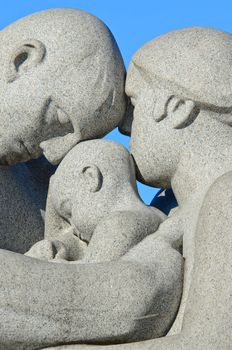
[
  {"xmin": 0, "ymin": 34, "xmax": 70, "ymax": 165},
  {"xmin": 0, "ymin": 74, "xmax": 48, "ymax": 165},
  {"xmin": 125, "ymin": 72, "xmax": 183, "ymax": 188}
]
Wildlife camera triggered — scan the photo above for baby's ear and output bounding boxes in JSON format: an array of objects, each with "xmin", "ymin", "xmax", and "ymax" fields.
[{"xmin": 81, "ymin": 164, "xmax": 103, "ymax": 193}]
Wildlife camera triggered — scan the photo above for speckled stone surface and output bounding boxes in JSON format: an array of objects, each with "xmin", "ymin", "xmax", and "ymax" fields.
[
  {"xmin": 46, "ymin": 172, "xmax": 232, "ymax": 350},
  {"xmin": 23, "ymin": 140, "xmax": 183, "ymax": 348},
  {"xmin": 0, "ymin": 8, "xmax": 126, "ymax": 165},
  {"xmin": 0, "ymin": 7, "xmax": 127, "ymax": 257},
  {"xmin": 28, "ymin": 140, "xmax": 167, "ymax": 263},
  {"xmin": 120, "ymin": 26, "xmax": 232, "ymax": 349},
  {"xmin": 41, "ymin": 26, "xmax": 232, "ymax": 350},
  {"xmin": 0, "ymin": 157, "xmax": 55, "ymax": 254},
  {"xmin": 0, "ymin": 14, "xmax": 231, "ymax": 350}
]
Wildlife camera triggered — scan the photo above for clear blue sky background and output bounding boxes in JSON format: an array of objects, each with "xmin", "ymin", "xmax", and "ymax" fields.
[{"xmin": 1, "ymin": 0, "xmax": 232, "ymax": 203}]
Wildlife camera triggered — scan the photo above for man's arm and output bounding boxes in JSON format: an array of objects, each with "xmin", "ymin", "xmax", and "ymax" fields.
[
  {"xmin": 47, "ymin": 172, "xmax": 232, "ymax": 350},
  {"xmin": 0, "ymin": 247, "xmax": 171, "ymax": 349}
]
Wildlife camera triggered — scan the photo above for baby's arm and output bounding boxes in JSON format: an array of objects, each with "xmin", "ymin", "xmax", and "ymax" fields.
[{"xmin": 82, "ymin": 209, "xmax": 165, "ymax": 263}]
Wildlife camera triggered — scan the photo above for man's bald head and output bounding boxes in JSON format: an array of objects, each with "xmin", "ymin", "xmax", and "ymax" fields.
[{"xmin": 0, "ymin": 9, "xmax": 126, "ymax": 164}]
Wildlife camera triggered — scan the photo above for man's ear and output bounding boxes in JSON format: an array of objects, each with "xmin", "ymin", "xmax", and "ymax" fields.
[
  {"xmin": 166, "ymin": 96, "xmax": 199, "ymax": 129},
  {"xmin": 81, "ymin": 165, "xmax": 103, "ymax": 193}
]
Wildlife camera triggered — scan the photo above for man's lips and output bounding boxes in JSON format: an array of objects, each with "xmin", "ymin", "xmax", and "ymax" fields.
[
  {"xmin": 18, "ymin": 139, "xmax": 31, "ymax": 157},
  {"xmin": 0, "ymin": 138, "xmax": 41, "ymax": 165}
]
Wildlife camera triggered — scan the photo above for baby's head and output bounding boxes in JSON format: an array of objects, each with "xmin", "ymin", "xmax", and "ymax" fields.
[
  {"xmin": 0, "ymin": 9, "xmax": 126, "ymax": 165},
  {"xmin": 49, "ymin": 140, "xmax": 137, "ymax": 242}
]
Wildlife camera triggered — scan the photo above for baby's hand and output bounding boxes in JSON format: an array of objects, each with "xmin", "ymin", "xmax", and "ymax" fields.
[{"xmin": 25, "ymin": 239, "xmax": 69, "ymax": 261}]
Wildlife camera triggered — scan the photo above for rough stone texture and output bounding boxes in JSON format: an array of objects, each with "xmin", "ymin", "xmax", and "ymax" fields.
[
  {"xmin": 120, "ymin": 26, "xmax": 232, "ymax": 348},
  {"xmin": 47, "ymin": 172, "xmax": 232, "ymax": 350},
  {"xmin": 0, "ymin": 7, "xmax": 127, "ymax": 255},
  {"xmin": 0, "ymin": 157, "xmax": 55, "ymax": 253},
  {"xmin": 23, "ymin": 140, "xmax": 184, "ymax": 348},
  {"xmin": 0, "ymin": 140, "xmax": 184, "ymax": 349},
  {"xmin": 0, "ymin": 13, "xmax": 231, "ymax": 350},
  {"xmin": 42, "ymin": 24, "xmax": 232, "ymax": 347},
  {"xmin": 27, "ymin": 140, "xmax": 167, "ymax": 263},
  {"xmin": 0, "ymin": 235, "xmax": 183, "ymax": 349},
  {"xmin": 0, "ymin": 8, "xmax": 127, "ymax": 165}
]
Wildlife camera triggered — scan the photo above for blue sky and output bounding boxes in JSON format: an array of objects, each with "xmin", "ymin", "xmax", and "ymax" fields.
[{"xmin": 1, "ymin": 0, "xmax": 232, "ymax": 203}]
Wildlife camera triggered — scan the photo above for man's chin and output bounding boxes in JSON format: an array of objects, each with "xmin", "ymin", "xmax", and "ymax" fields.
[
  {"xmin": 0, "ymin": 153, "xmax": 30, "ymax": 166},
  {"xmin": 0, "ymin": 137, "xmax": 44, "ymax": 165},
  {"xmin": 0, "ymin": 147, "xmax": 39, "ymax": 165}
]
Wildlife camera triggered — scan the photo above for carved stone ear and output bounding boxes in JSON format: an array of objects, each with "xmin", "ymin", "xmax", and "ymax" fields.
[
  {"xmin": 7, "ymin": 39, "xmax": 46, "ymax": 83},
  {"xmin": 153, "ymin": 91, "xmax": 173, "ymax": 122},
  {"xmin": 166, "ymin": 96, "xmax": 199, "ymax": 129},
  {"xmin": 81, "ymin": 165, "xmax": 103, "ymax": 193}
]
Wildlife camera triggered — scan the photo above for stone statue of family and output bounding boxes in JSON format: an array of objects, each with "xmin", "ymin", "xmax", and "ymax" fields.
[{"xmin": 0, "ymin": 8, "xmax": 230, "ymax": 350}]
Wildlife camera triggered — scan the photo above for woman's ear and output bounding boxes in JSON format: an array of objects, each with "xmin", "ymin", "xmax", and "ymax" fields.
[
  {"xmin": 154, "ymin": 94, "xmax": 199, "ymax": 129},
  {"xmin": 166, "ymin": 96, "xmax": 199, "ymax": 129},
  {"xmin": 81, "ymin": 164, "xmax": 103, "ymax": 193}
]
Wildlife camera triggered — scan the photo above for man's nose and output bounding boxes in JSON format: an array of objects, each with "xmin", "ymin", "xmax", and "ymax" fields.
[{"xmin": 118, "ymin": 100, "xmax": 133, "ymax": 136}]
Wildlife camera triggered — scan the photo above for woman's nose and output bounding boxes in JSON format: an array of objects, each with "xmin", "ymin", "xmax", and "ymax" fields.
[{"xmin": 118, "ymin": 100, "xmax": 134, "ymax": 136}]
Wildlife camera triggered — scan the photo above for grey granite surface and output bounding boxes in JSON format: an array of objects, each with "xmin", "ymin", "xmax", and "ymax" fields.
[
  {"xmin": 0, "ymin": 11, "xmax": 230, "ymax": 350},
  {"xmin": 0, "ymin": 8, "xmax": 126, "ymax": 165}
]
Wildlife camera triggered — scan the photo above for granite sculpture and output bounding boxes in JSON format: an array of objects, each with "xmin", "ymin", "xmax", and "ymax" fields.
[
  {"xmin": 0, "ymin": 7, "xmax": 126, "ymax": 254},
  {"xmin": 45, "ymin": 171, "xmax": 232, "ymax": 350},
  {"xmin": 0, "ymin": 8, "xmax": 126, "ymax": 165},
  {"xmin": 0, "ymin": 8, "xmax": 230, "ymax": 350},
  {"xmin": 119, "ymin": 26, "xmax": 232, "ymax": 349},
  {"xmin": 0, "ymin": 158, "xmax": 52, "ymax": 253},
  {"xmin": 26, "ymin": 140, "xmax": 167, "ymax": 263}
]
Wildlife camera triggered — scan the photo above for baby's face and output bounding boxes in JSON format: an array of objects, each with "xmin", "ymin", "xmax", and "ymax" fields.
[{"xmin": 49, "ymin": 175, "xmax": 89, "ymax": 243}]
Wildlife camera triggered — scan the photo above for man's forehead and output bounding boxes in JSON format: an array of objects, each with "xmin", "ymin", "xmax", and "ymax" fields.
[{"xmin": 0, "ymin": 10, "xmax": 101, "ymax": 59}]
